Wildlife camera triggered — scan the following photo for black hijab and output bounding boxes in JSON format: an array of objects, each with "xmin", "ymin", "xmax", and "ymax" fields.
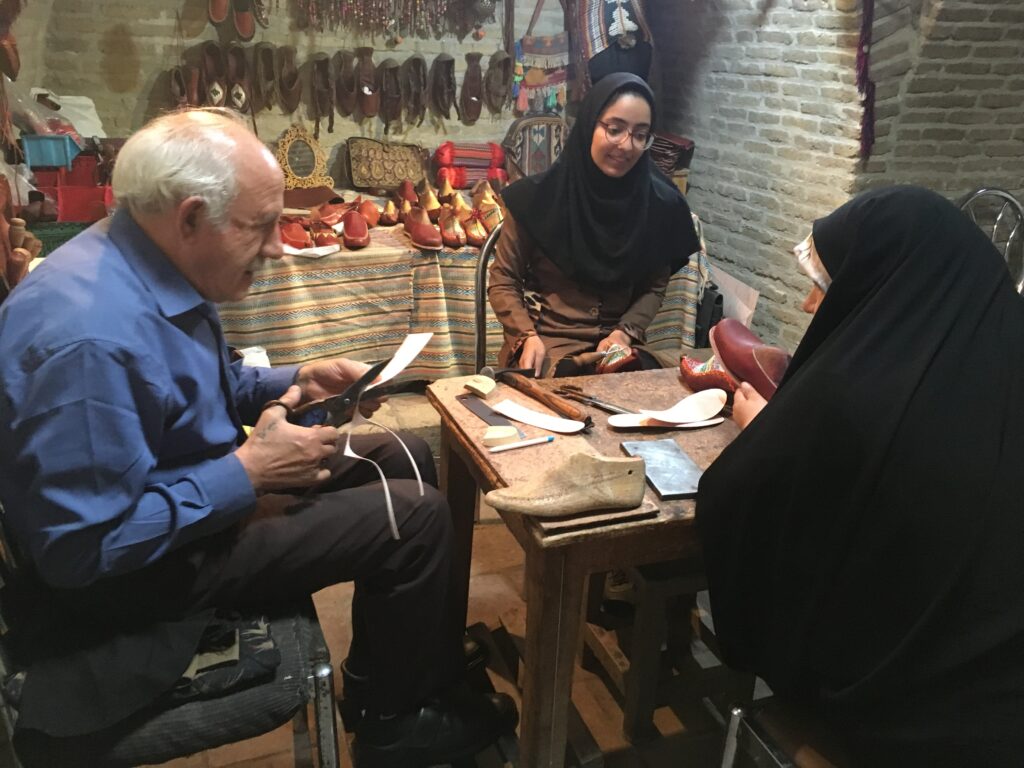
[
  {"xmin": 697, "ymin": 186, "xmax": 1024, "ymax": 762},
  {"xmin": 502, "ymin": 73, "xmax": 699, "ymax": 286}
]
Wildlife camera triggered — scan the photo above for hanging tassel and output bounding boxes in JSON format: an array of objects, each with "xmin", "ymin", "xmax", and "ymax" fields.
[{"xmin": 857, "ymin": 0, "xmax": 876, "ymax": 160}]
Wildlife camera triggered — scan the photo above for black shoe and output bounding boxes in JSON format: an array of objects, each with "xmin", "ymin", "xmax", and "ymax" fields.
[
  {"xmin": 352, "ymin": 687, "xmax": 518, "ymax": 768},
  {"xmin": 339, "ymin": 636, "xmax": 489, "ymax": 727}
]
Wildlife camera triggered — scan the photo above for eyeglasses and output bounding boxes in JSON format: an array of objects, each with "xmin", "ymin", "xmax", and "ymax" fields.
[{"xmin": 598, "ymin": 120, "xmax": 654, "ymax": 151}]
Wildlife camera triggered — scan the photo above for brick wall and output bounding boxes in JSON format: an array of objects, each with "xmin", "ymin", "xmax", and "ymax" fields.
[
  {"xmin": 12, "ymin": 0, "xmax": 537, "ymax": 175},
  {"xmin": 649, "ymin": 0, "xmax": 1024, "ymax": 347}
]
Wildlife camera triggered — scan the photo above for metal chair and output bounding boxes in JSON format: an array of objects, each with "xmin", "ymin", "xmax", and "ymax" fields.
[
  {"xmin": 957, "ymin": 187, "xmax": 1024, "ymax": 294},
  {"xmin": 0, "ymin": 502, "xmax": 341, "ymax": 768},
  {"xmin": 474, "ymin": 219, "xmax": 504, "ymax": 373}
]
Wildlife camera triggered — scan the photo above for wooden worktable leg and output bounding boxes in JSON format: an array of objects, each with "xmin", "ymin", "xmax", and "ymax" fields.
[
  {"xmin": 439, "ymin": 427, "xmax": 478, "ymax": 639},
  {"xmin": 520, "ymin": 544, "xmax": 587, "ymax": 768}
]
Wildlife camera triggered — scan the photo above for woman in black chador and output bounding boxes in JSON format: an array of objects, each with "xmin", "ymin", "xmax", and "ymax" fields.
[{"xmin": 697, "ymin": 185, "xmax": 1024, "ymax": 766}]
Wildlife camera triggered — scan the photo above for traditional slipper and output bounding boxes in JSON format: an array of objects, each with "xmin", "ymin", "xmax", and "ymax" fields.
[
  {"xmin": 201, "ymin": 41, "xmax": 227, "ymax": 107},
  {"xmin": 401, "ymin": 54, "xmax": 428, "ymax": 127},
  {"xmin": 341, "ymin": 209, "xmax": 371, "ymax": 249},
  {"xmin": 403, "ymin": 206, "xmax": 442, "ymax": 252},
  {"xmin": 226, "ymin": 43, "xmax": 252, "ymax": 113},
  {"xmin": 252, "ymin": 42, "xmax": 277, "ymax": 111},
  {"xmin": 378, "ymin": 200, "xmax": 400, "ymax": 226},
  {"xmin": 679, "ymin": 355, "xmax": 738, "ymax": 395},
  {"xmin": 357, "ymin": 199, "xmax": 380, "ymax": 228},
  {"xmin": 333, "ymin": 50, "xmax": 357, "ymax": 117},
  {"xmin": 459, "ymin": 52, "xmax": 484, "ymax": 125},
  {"xmin": 169, "ymin": 66, "xmax": 190, "ymax": 108},
  {"xmin": 208, "ymin": 0, "xmax": 229, "ymax": 24},
  {"xmin": 438, "ymin": 205, "xmax": 467, "ymax": 249},
  {"xmin": 277, "ymin": 46, "xmax": 302, "ymax": 114},
  {"xmin": 0, "ymin": 33, "xmax": 20, "ymax": 81},
  {"xmin": 232, "ymin": 0, "xmax": 256, "ymax": 42},
  {"xmin": 709, "ymin": 318, "xmax": 791, "ymax": 401},
  {"xmin": 310, "ymin": 52, "xmax": 334, "ymax": 139},
  {"xmin": 355, "ymin": 47, "xmax": 379, "ymax": 118}
]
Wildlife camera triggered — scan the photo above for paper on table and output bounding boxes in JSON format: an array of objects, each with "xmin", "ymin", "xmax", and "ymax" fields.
[
  {"xmin": 283, "ymin": 243, "xmax": 341, "ymax": 259},
  {"xmin": 490, "ymin": 399, "xmax": 587, "ymax": 434},
  {"xmin": 368, "ymin": 332, "xmax": 433, "ymax": 389}
]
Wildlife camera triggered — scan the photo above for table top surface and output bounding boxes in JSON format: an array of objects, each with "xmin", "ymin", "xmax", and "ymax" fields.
[{"xmin": 427, "ymin": 368, "xmax": 740, "ymax": 549}]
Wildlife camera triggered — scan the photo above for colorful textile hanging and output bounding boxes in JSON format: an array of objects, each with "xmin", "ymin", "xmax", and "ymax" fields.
[{"xmin": 296, "ymin": 0, "xmax": 456, "ymax": 38}]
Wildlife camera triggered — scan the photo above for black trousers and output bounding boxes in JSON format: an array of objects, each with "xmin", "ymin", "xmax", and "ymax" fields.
[{"xmin": 12, "ymin": 432, "xmax": 459, "ymax": 738}]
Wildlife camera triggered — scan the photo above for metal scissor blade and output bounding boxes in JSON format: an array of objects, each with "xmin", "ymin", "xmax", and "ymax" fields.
[{"xmin": 313, "ymin": 359, "xmax": 390, "ymax": 427}]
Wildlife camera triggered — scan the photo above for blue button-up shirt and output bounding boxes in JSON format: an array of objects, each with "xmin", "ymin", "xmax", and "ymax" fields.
[{"xmin": 0, "ymin": 211, "xmax": 296, "ymax": 589}]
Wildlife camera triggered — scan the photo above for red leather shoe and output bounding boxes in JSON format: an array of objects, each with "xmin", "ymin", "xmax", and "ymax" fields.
[
  {"xmin": 596, "ymin": 344, "xmax": 641, "ymax": 374},
  {"xmin": 358, "ymin": 199, "xmax": 380, "ymax": 228},
  {"xmin": 404, "ymin": 206, "xmax": 442, "ymax": 251},
  {"xmin": 281, "ymin": 221, "xmax": 313, "ymax": 249},
  {"xmin": 209, "ymin": 0, "xmax": 229, "ymax": 23},
  {"xmin": 233, "ymin": 0, "xmax": 256, "ymax": 42},
  {"xmin": 312, "ymin": 226, "xmax": 341, "ymax": 248},
  {"xmin": 397, "ymin": 179, "xmax": 417, "ymax": 205},
  {"xmin": 461, "ymin": 211, "xmax": 487, "ymax": 247},
  {"xmin": 316, "ymin": 197, "xmax": 353, "ymax": 227},
  {"xmin": 341, "ymin": 209, "xmax": 371, "ymax": 249},
  {"xmin": 709, "ymin": 318, "xmax": 791, "ymax": 401},
  {"xmin": 679, "ymin": 355, "xmax": 738, "ymax": 395}
]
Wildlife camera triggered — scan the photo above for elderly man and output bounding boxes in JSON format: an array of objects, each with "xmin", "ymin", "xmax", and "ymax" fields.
[{"xmin": 0, "ymin": 109, "xmax": 514, "ymax": 767}]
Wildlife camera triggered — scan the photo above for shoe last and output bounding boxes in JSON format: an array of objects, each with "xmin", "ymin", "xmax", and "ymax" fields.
[
  {"xmin": 353, "ymin": 688, "xmax": 517, "ymax": 768},
  {"xmin": 437, "ymin": 175, "xmax": 455, "ymax": 204},
  {"xmin": 485, "ymin": 453, "xmax": 646, "ymax": 517},
  {"xmin": 451, "ymin": 191, "xmax": 473, "ymax": 221},
  {"xmin": 418, "ymin": 186, "xmax": 441, "ymax": 222}
]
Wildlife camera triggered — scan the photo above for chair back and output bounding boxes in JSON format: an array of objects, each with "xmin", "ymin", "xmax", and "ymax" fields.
[
  {"xmin": 957, "ymin": 187, "xmax": 1024, "ymax": 294},
  {"xmin": 474, "ymin": 220, "xmax": 504, "ymax": 373},
  {"xmin": 501, "ymin": 115, "xmax": 567, "ymax": 182}
]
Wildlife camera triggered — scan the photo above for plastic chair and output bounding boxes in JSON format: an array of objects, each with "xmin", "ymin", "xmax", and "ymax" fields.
[
  {"xmin": 0, "ymin": 503, "xmax": 341, "ymax": 768},
  {"xmin": 957, "ymin": 187, "xmax": 1024, "ymax": 294},
  {"xmin": 474, "ymin": 219, "xmax": 504, "ymax": 373}
]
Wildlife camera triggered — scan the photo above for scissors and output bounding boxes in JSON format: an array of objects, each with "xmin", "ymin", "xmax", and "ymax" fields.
[{"xmin": 263, "ymin": 359, "xmax": 391, "ymax": 427}]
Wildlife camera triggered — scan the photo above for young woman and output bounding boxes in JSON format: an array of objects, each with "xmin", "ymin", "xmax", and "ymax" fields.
[
  {"xmin": 698, "ymin": 186, "xmax": 1024, "ymax": 765},
  {"xmin": 490, "ymin": 73, "xmax": 700, "ymax": 377}
]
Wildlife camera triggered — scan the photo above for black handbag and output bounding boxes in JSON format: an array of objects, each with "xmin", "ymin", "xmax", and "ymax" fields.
[{"xmin": 693, "ymin": 281, "xmax": 724, "ymax": 349}]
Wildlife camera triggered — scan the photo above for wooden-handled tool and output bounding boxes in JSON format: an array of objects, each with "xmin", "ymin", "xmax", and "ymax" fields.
[{"xmin": 501, "ymin": 372, "xmax": 592, "ymax": 426}]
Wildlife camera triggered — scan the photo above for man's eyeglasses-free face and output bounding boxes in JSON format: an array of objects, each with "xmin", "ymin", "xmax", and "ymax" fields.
[{"xmin": 598, "ymin": 120, "xmax": 655, "ymax": 151}]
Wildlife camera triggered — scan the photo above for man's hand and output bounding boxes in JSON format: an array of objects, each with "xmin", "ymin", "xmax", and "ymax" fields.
[
  {"xmin": 295, "ymin": 358, "xmax": 386, "ymax": 418},
  {"xmin": 519, "ymin": 335, "xmax": 547, "ymax": 377},
  {"xmin": 732, "ymin": 382, "xmax": 768, "ymax": 430},
  {"xmin": 597, "ymin": 329, "xmax": 632, "ymax": 356},
  {"xmin": 235, "ymin": 385, "xmax": 340, "ymax": 491}
]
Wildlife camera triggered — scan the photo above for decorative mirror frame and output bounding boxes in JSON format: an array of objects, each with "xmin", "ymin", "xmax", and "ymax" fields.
[{"xmin": 275, "ymin": 124, "xmax": 335, "ymax": 190}]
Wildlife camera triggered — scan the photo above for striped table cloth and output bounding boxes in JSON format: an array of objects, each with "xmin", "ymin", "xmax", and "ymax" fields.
[{"xmin": 219, "ymin": 226, "xmax": 694, "ymax": 381}]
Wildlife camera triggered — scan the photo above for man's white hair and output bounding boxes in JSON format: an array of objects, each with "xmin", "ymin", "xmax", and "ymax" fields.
[{"xmin": 112, "ymin": 108, "xmax": 249, "ymax": 226}]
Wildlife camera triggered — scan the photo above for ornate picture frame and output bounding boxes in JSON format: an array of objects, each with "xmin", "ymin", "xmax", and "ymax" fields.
[{"xmin": 274, "ymin": 124, "xmax": 335, "ymax": 190}]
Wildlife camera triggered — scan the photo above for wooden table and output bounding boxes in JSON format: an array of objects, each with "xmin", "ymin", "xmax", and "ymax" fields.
[{"xmin": 426, "ymin": 368, "xmax": 740, "ymax": 768}]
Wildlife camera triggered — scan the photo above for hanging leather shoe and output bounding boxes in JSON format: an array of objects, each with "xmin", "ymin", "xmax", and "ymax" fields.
[
  {"xmin": 459, "ymin": 52, "xmax": 484, "ymax": 125},
  {"xmin": 232, "ymin": 0, "xmax": 256, "ymax": 42},
  {"xmin": 310, "ymin": 52, "xmax": 334, "ymax": 138},
  {"xmin": 485, "ymin": 453, "xmax": 647, "ymax": 517},
  {"xmin": 200, "ymin": 40, "xmax": 228, "ymax": 107},
  {"xmin": 378, "ymin": 199, "xmax": 399, "ymax": 226},
  {"xmin": 377, "ymin": 57, "xmax": 402, "ymax": 135},
  {"xmin": 226, "ymin": 42, "xmax": 252, "ymax": 113},
  {"xmin": 428, "ymin": 53, "xmax": 459, "ymax": 121},
  {"xmin": 333, "ymin": 49, "xmax": 357, "ymax": 117},
  {"xmin": 208, "ymin": 0, "xmax": 229, "ymax": 24},
  {"xmin": 404, "ymin": 206, "xmax": 442, "ymax": 252},
  {"xmin": 169, "ymin": 65, "xmax": 190, "ymax": 108},
  {"xmin": 0, "ymin": 33, "xmax": 18, "ymax": 82},
  {"xmin": 400, "ymin": 54, "xmax": 428, "ymax": 128},
  {"xmin": 277, "ymin": 46, "xmax": 302, "ymax": 114},
  {"xmin": 341, "ymin": 209, "xmax": 371, "ymax": 249},
  {"xmin": 438, "ymin": 205, "xmax": 467, "ymax": 249},
  {"xmin": 483, "ymin": 50, "xmax": 512, "ymax": 114},
  {"xmin": 355, "ymin": 47, "xmax": 379, "ymax": 118},
  {"xmin": 252, "ymin": 42, "xmax": 277, "ymax": 111}
]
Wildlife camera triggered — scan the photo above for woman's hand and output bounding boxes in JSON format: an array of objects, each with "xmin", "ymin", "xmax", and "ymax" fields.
[
  {"xmin": 732, "ymin": 382, "xmax": 768, "ymax": 430},
  {"xmin": 597, "ymin": 329, "xmax": 632, "ymax": 355},
  {"xmin": 519, "ymin": 336, "xmax": 547, "ymax": 377}
]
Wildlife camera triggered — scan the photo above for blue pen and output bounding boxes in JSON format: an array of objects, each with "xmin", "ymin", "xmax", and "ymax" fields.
[{"xmin": 488, "ymin": 435, "xmax": 556, "ymax": 454}]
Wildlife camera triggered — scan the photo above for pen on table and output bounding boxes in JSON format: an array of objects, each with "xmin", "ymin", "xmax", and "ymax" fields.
[{"xmin": 488, "ymin": 435, "xmax": 556, "ymax": 453}]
